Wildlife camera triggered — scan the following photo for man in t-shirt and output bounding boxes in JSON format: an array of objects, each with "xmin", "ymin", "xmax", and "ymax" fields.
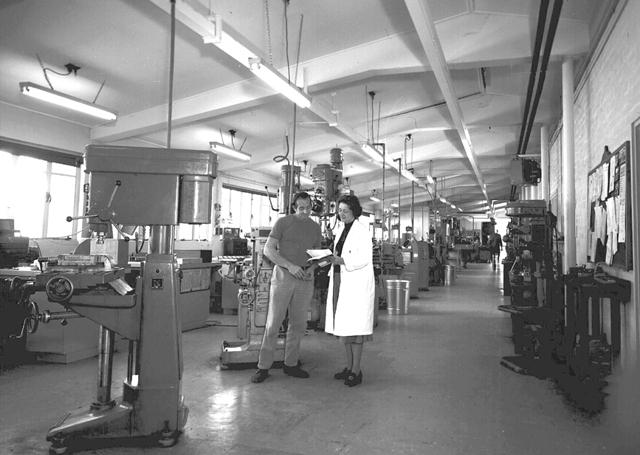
[{"xmin": 251, "ymin": 191, "xmax": 322, "ymax": 383}]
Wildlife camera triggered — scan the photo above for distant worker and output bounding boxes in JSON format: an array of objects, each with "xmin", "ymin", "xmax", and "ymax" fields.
[
  {"xmin": 489, "ymin": 231, "xmax": 503, "ymax": 270},
  {"xmin": 251, "ymin": 192, "xmax": 322, "ymax": 383},
  {"xmin": 326, "ymin": 194, "xmax": 375, "ymax": 387},
  {"xmin": 464, "ymin": 233, "xmax": 480, "ymax": 268}
]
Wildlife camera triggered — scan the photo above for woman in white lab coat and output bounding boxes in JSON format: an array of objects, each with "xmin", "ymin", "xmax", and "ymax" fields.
[{"xmin": 325, "ymin": 194, "xmax": 375, "ymax": 387}]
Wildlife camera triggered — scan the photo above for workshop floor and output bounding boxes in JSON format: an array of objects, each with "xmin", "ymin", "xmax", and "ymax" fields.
[{"xmin": 2, "ymin": 262, "xmax": 639, "ymax": 454}]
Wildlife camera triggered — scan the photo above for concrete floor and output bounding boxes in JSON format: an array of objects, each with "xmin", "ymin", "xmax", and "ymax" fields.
[{"xmin": 1, "ymin": 262, "xmax": 639, "ymax": 454}]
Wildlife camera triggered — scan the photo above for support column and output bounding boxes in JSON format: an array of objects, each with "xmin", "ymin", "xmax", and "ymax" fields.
[
  {"xmin": 541, "ymin": 125, "xmax": 550, "ymax": 202},
  {"xmin": 562, "ymin": 59, "xmax": 576, "ymax": 272}
]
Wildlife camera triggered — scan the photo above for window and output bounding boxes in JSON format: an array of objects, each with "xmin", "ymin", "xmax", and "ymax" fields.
[
  {"xmin": 220, "ymin": 186, "xmax": 276, "ymax": 236},
  {"xmin": 0, "ymin": 151, "xmax": 79, "ymax": 238},
  {"xmin": 175, "ymin": 185, "xmax": 276, "ymax": 241}
]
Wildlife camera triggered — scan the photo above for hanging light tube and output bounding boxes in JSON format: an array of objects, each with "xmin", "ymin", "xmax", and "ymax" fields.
[
  {"xmin": 19, "ymin": 82, "xmax": 117, "ymax": 121},
  {"xmin": 154, "ymin": 0, "xmax": 311, "ymax": 109},
  {"xmin": 210, "ymin": 141, "xmax": 251, "ymax": 161},
  {"xmin": 248, "ymin": 58, "xmax": 311, "ymax": 109},
  {"xmin": 400, "ymin": 168, "xmax": 418, "ymax": 183},
  {"xmin": 360, "ymin": 142, "xmax": 384, "ymax": 163}
]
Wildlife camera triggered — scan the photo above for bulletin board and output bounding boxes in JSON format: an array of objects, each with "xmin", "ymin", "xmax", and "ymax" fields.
[{"xmin": 587, "ymin": 141, "xmax": 632, "ymax": 270}]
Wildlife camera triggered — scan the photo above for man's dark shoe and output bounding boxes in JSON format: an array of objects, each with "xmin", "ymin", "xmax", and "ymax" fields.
[
  {"xmin": 283, "ymin": 364, "xmax": 310, "ymax": 378},
  {"xmin": 334, "ymin": 368, "xmax": 350, "ymax": 380},
  {"xmin": 251, "ymin": 369, "xmax": 270, "ymax": 383}
]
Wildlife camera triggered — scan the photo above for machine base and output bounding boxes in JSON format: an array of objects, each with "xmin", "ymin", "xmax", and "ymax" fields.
[
  {"xmin": 220, "ymin": 337, "xmax": 285, "ymax": 369},
  {"xmin": 46, "ymin": 397, "xmax": 188, "ymax": 454}
]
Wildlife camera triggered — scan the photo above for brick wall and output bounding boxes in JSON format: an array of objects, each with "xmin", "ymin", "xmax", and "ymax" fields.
[{"xmin": 550, "ymin": 0, "xmax": 639, "ymax": 362}]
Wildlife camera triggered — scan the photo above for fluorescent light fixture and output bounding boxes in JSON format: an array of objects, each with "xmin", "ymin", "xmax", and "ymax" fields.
[
  {"xmin": 360, "ymin": 143, "xmax": 384, "ymax": 163},
  {"xmin": 401, "ymin": 168, "xmax": 418, "ymax": 183},
  {"xmin": 439, "ymin": 197, "xmax": 447, "ymax": 203},
  {"xmin": 19, "ymin": 82, "xmax": 117, "ymax": 121},
  {"xmin": 370, "ymin": 195, "xmax": 381, "ymax": 202},
  {"xmin": 156, "ymin": 0, "xmax": 311, "ymax": 109},
  {"xmin": 210, "ymin": 141, "xmax": 251, "ymax": 161},
  {"xmin": 300, "ymin": 174, "xmax": 314, "ymax": 186},
  {"xmin": 390, "ymin": 202, "xmax": 399, "ymax": 208},
  {"xmin": 426, "ymin": 175, "xmax": 435, "ymax": 185},
  {"xmin": 450, "ymin": 204, "xmax": 457, "ymax": 209},
  {"xmin": 248, "ymin": 58, "xmax": 311, "ymax": 109}
]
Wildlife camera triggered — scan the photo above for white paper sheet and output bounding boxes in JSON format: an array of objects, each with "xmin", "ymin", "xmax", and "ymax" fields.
[
  {"xmin": 601, "ymin": 162, "xmax": 610, "ymax": 200},
  {"xmin": 618, "ymin": 163, "xmax": 626, "ymax": 242}
]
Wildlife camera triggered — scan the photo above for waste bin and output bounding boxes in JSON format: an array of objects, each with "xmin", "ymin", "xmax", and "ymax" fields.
[
  {"xmin": 444, "ymin": 265, "xmax": 455, "ymax": 286},
  {"xmin": 400, "ymin": 271, "xmax": 418, "ymax": 298},
  {"xmin": 386, "ymin": 280, "xmax": 410, "ymax": 315}
]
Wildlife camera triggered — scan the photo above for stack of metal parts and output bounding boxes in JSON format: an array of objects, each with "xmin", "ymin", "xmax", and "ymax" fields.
[{"xmin": 0, "ymin": 219, "xmax": 31, "ymax": 268}]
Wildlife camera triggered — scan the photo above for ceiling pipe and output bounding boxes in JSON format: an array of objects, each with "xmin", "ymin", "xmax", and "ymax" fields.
[
  {"xmin": 516, "ymin": 0, "xmax": 549, "ymax": 156},
  {"xmin": 520, "ymin": 0, "xmax": 564, "ymax": 156},
  {"xmin": 511, "ymin": 0, "xmax": 563, "ymax": 200}
]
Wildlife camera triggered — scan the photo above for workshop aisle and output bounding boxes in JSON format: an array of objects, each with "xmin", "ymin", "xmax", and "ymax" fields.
[{"xmin": 1, "ymin": 262, "xmax": 637, "ymax": 454}]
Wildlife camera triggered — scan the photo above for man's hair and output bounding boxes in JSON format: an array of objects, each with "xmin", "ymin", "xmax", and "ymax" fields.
[
  {"xmin": 290, "ymin": 191, "xmax": 311, "ymax": 213},
  {"xmin": 337, "ymin": 194, "xmax": 363, "ymax": 218}
]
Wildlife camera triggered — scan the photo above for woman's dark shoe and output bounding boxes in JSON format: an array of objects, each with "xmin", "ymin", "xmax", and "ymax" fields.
[
  {"xmin": 334, "ymin": 368, "xmax": 350, "ymax": 380},
  {"xmin": 344, "ymin": 370, "xmax": 362, "ymax": 387}
]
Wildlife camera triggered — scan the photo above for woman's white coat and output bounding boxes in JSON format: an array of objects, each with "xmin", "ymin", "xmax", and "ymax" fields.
[{"xmin": 325, "ymin": 218, "xmax": 375, "ymax": 336}]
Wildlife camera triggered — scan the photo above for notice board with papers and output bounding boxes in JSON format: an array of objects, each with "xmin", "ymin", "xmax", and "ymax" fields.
[{"xmin": 587, "ymin": 141, "xmax": 632, "ymax": 270}]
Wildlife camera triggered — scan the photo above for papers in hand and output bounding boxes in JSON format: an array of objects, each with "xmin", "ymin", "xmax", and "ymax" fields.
[{"xmin": 306, "ymin": 249, "xmax": 333, "ymax": 266}]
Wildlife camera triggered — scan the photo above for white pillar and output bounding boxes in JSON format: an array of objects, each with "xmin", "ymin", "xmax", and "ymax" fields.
[
  {"xmin": 562, "ymin": 59, "xmax": 576, "ymax": 272},
  {"xmin": 541, "ymin": 125, "xmax": 550, "ymax": 202}
]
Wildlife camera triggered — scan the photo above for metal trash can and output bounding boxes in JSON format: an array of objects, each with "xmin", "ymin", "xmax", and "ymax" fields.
[
  {"xmin": 386, "ymin": 280, "xmax": 410, "ymax": 315},
  {"xmin": 401, "ymin": 271, "xmax": 418, "ymax": 298},
  {"xmin": 444, "ymin": 265, "xmax": 455, "ymax": 286}
]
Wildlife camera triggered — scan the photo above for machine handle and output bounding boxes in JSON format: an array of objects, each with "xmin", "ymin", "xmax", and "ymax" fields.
[{"xmin": 593, "ymin": 274, "xmax": 616, "ymax": 285}]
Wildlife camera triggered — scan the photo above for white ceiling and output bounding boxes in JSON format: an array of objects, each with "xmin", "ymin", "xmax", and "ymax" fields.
[{"xmin": 0, "ymin": 0, "xmax": 612, "ymax": 213}]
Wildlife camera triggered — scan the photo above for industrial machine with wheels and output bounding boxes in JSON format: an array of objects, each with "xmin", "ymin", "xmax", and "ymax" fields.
[
  {"xmin": 2, "ymin": 145, "xmax": 216, "ymax": 454},
  {"xmin": 220, "ymin": 227, "xmax": 285, "ymax": 369}
]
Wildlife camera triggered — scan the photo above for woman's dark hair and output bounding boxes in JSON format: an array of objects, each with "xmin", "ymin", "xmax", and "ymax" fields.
[{"xmin": 337, "ymin": 194, "xmax": 362, "ymax": 218}]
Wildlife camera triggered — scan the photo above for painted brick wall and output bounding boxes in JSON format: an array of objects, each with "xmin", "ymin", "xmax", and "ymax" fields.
[
  {"xmin": 550, "ymin": 0, "xmax": 639, "ymax": 362},
  {"xmin": 574, "ymin": 0, "xmax": 640, "ymax": 265}
]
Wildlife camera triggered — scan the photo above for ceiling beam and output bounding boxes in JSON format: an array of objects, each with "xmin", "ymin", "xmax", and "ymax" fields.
[
  {"xmin": 97, "ymin": 0, "xmax": 542, "ymax": 148},
  {"xmin": 91, "ymin": 80, "xmax": 277, "ymax": 142},
  {"xmin": 404, "ymin": 0, "xmax": 489, "ymax": 203}
]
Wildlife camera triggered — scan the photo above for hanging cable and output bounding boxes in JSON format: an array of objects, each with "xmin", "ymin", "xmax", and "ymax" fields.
[
  {"xmin": 294, "ymin": 14, "xmax": 304, "ymax": 84},
  {"xmin": 273, "ymin": 134, "xmax": 290, "ymax": 163},
  {"xmin": 376, "ymin": 100, "xmax": 382, "ymax": 144},
  {"xmin": 92, "ymin": 80, "xmax": 106, "ymax": 104},
  {"xmin": 288, "ymin": 104, "xmax": 297, "ymax": 211},
  {"xmin": 283, "ymin": 0, "xmax": 291, "ymax": 82},
  {"xmin": 369, "ymin": 91, "xmax": 376, "ymax": 144},
  {"xmin": 365, "ymin": 85, "xmax": 370, "ymax": 142},
  {"xmin": 264, "ymin": 0, "xmax": 273, "ymax": 65},
  {"xmin": 167, "ymin": 0, "xmax": 177, "ymax": 148}
]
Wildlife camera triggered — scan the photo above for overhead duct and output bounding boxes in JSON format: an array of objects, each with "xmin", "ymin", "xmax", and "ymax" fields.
[{"xmin": 511, "ymin": 0, "xmax": 563, "ymax": 200}]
